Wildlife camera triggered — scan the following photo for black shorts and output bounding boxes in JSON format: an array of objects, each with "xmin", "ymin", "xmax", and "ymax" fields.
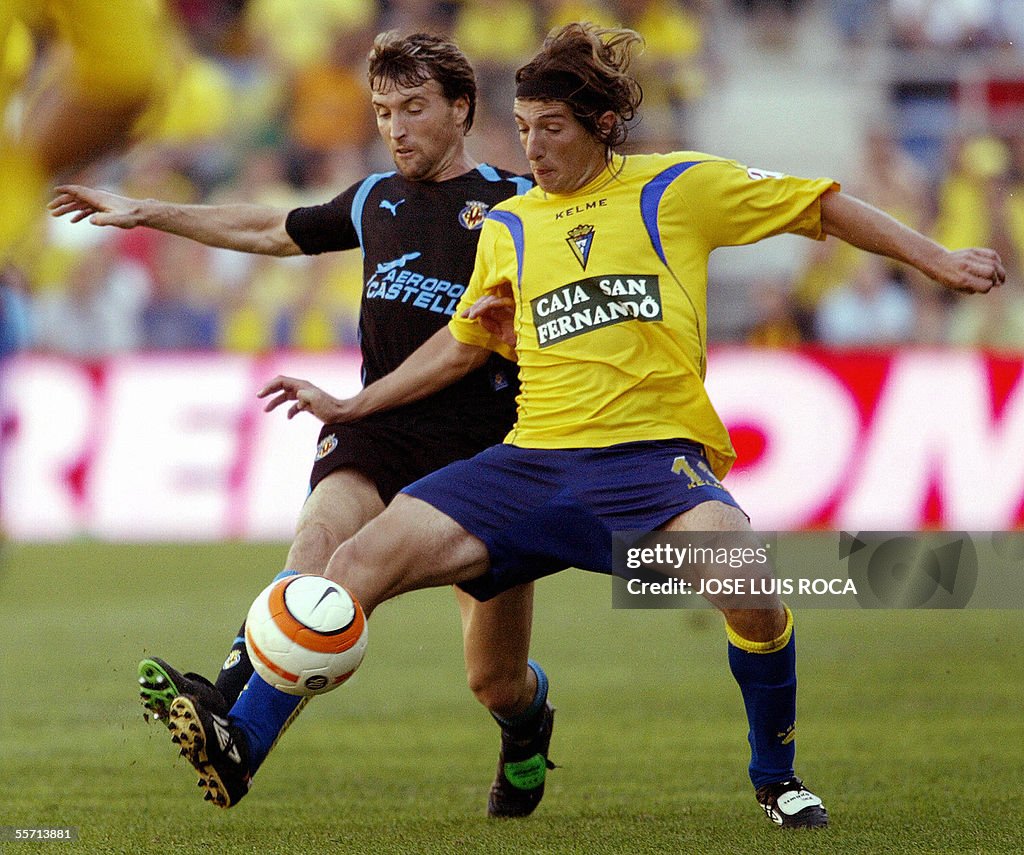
[{"xmin": 308, "ymin": 407, "xmax": 512, "ymax": 505}]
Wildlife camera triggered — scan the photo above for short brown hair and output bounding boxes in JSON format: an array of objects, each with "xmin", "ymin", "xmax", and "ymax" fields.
[
  {"xmin": 367, "ymin": 32, "xmax": 477, "ymax": 133},
  {"xmin": 515, "ymin": 22, "xmax": 644, "ymax": 148}
]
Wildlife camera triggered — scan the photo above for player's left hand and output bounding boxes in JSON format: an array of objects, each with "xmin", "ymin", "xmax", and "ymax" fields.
[
  {"xmin": 935, "ymin": 248, "xmax": 1006, "ymax": 294},
  {"xmin": 463, "ymin": 281, "xmax": 516, "ymax": 351},
  {"xmin": 258, "ymin": 375, "xmax": 348, "ymax": 422}
]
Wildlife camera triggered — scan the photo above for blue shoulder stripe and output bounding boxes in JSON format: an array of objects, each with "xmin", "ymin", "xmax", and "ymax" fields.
[
  {"xmin": 351, "ymin": 171, "xmax": 395, "ymax": 253},
  {"xmin": 477, "ymin": 164, "xmax": 533, "ymax": 195},
  {"xmin": 510, "ymin": 176, "xmax": 533, "ymax": 195},
  {"xmin": 476, "ymin": 163, "xmax": 501, "ymax": 182},
  {"xmin": 639, "ymin": 161, "xmax": 704, "ymax": 266},
  {"xmin": 487, "ymin": 210, "xmax": 525, "ymax": 288}
]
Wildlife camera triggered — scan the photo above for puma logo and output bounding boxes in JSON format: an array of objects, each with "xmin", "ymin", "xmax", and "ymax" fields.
[{"xmin": 380, "ymin": 198, "xmax": 405, "ymax": 216}]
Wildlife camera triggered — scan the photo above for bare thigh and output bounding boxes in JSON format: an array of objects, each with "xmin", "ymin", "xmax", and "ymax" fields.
[{"xmin": 325, "ymin": 494, "xmax": 491, "ymax": 616}]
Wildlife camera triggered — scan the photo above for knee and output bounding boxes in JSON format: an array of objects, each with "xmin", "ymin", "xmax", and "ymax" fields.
[
  {"xmin": 289, "ymin": 515, "xmax": 344, "ymax": 569},
  {"xmin": 323, "ymin": 538, "xmax": 385, "ymax": 617},
  {"xmin": 294, "ymin": 509, "xmax": 344, "ymax": 544},
  {"xmin": 323, "ymin": 538, "xmax": 362, "ymax": 586},
  {"xmin": 466, "ymin": 663, "xmax": 529, "ymax": 717}
]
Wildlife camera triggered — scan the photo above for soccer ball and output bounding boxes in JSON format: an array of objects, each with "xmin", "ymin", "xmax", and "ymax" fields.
[{"xmin": 245, "ymin": 574, "xmax": 368, "ymax": 697}]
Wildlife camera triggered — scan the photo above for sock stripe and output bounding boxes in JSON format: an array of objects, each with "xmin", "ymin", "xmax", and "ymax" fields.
[
  {"xmin": 525, "ymin": 659, "xmax": 548, "ymax": 718},
  {"xmin": 726, "ymin": 606, "xmax": 793, "ymax": 654}
]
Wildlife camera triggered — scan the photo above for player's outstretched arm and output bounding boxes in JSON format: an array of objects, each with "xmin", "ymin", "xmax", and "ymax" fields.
[
  {"xmin": 259, "ymin": 328, "xmax": 491, "ymax": 423},
  {"xmin": 47, "ymin": 185, "xmax": 300, "ymax": 256},
  {"xmin": 819, "ymin": 189, "xmax": 1005, "ymax": 294}
]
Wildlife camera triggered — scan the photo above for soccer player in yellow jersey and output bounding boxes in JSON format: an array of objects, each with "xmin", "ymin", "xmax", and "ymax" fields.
[
  {"xmin": 250, "ymin": 23, "xmax": 1004, "ymax": 828},
  {"xmin": 0, "ymin": 0, "xmax": 169, "ymax": 261}
]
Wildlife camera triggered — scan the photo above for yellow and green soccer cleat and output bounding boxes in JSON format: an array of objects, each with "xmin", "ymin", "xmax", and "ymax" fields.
[{"xmin": 168, "ymin": 695, "xmax": 252, "ymax": 809}]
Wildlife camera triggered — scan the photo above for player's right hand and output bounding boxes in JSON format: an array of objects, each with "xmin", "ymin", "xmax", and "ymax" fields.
[
  {"xmin": 462, "ymin": 280, "xmax": 517, "ymax": 351},
  {"xmin": 47, "ymin": 185, "xmax": 143, "ymax": 228},
  {"xmin": 933, "ymin": 247, "xmax": 1006, "ymax": 294},
  {"xmin": 258, "ymin": 375, "xmax": 354, "ymax": 423}
]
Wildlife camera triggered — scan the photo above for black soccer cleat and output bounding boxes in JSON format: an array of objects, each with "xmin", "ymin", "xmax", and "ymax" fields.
[
  {"xmin": 167, "ymin": 694, "xmax": 252, "ymax": 808},
  {"xmin": 755, "ymin": 777, "xmax": 829, "ymax": 829},
  {"xmin": 138, "ymin": 657, "xmax": 229, "ymax": 726},
  {"xmin": 487, "ymin": 702, "xmax": 556, "ymax": 818}
]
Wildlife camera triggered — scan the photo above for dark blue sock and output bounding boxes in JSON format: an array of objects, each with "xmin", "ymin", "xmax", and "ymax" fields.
[
  {"xmin": 227, "ymin": 569, "xmax": 303, "ymax": 772},
  {"xmin": 229, "ymin": 673, "xmax": 303, "ymax": 771},
  {"xmin": 727, "ymin": 628, "xmax": 797, "ymax": 789}
]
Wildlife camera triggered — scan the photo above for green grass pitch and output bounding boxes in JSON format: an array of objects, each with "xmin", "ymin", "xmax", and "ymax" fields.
[{"xmin": 1, "ymin": 542, "xmax": 1021, "ymax": 854}]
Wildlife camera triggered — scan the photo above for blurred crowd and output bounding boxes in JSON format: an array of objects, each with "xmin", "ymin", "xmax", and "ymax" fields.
[{"xmin": 1, "ymin": 0, "xmax": 1023, "ymax": 360}]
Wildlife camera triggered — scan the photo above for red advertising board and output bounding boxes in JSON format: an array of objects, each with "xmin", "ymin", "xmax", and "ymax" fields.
[{"xmin": 3, "ymin": 348, "xmax": 1022, "ymax": 539}]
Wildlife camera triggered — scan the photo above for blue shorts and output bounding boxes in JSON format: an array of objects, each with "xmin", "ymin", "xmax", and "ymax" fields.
[{"xmin": 401, "ymin": 439, "xmax": 744, "ymax": 601}]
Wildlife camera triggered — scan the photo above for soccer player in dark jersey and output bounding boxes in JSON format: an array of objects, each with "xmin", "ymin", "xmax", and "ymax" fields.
[
  {"xmin": 49, "ymin": 32, "xmax": 554, "ymax": 817},
  {"xmin": 201, "ymin": 22, "xmax": 1005, "ymax": 828}
]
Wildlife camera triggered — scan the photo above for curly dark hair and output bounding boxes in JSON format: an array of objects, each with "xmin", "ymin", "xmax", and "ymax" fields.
[
  {"xmin": 514, "ymin": 22, "xmax": 644, "ymax": 148},
  {"xmin": 367, "ymin": 31, "xmax": 477, "ymax": 133}
]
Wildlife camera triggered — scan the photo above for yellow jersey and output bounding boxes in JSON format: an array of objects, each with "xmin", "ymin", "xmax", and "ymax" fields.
[{"xmin": 449, "ymin": 152, "xmax": 838, "ymax": 478}]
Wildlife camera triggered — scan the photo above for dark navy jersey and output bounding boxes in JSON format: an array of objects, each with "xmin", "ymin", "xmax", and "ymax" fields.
[{"xmin": 285, "ymin": 164, "xmax": 532, "ymax": 426}]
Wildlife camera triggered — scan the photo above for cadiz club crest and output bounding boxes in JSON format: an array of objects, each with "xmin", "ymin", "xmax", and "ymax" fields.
[
  {"xmin": 566, "ymin": 224, "xmax": 595, "ymax": 270},
  {"xmin": 459, "ymin": 200, "xmax": 489, "ymax": 229}
]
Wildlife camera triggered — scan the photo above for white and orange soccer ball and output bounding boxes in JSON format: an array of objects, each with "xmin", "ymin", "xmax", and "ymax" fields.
[{"xmin": 245, "ymin": 574, "xmax": 368, "ymax": 697}]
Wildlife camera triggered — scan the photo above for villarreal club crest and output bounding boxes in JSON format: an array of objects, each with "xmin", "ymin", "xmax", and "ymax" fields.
[{"xmin": 459, "ymin": 200, "xmax": 489, "ymax": 230}]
